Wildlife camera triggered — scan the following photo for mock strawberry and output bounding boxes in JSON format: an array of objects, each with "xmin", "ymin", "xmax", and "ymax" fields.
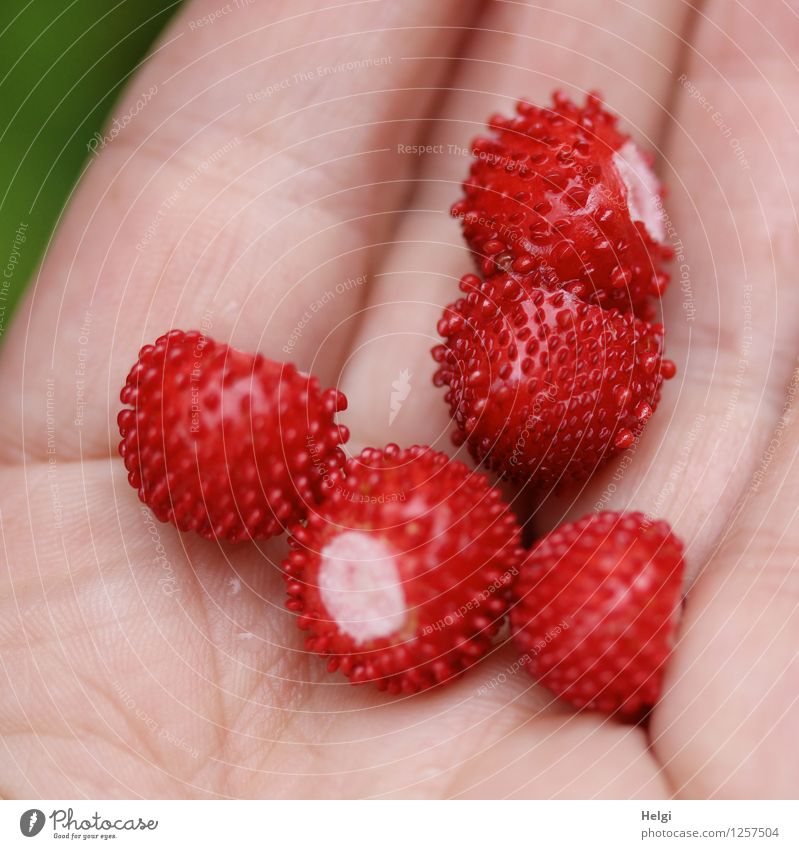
[
  {"xmin": 283, "ymin": 444, "xmax": 523, "ymax": 694},
  {"xmin": 118, "ymin": 330, "xmax": 349, "ymax": 542},
  {"xmin": 451, "ymin": 92, "xmax": 671, "ymax": 319},
  {"xmin": 432, "ymin": 274, "xmax": 675, "ymax": 488},
  {"xmin": 510, "ymin": 511, "xmax": 684, "ymax": 719}
]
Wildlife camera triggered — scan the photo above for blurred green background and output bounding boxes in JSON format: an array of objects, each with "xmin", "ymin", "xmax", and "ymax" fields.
[{"xmin": 0, "ymin": 0, "xmax": 181, "ymax": 338}]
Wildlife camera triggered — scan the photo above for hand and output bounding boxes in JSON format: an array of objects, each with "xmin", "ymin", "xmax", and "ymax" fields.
[{"xmin": 1, "ymin": 0, "xmax": 797, "ymax": 799}]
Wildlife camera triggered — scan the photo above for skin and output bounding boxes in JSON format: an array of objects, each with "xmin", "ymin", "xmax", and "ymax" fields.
[{"xmin": 1, "ymin": 0, "xmax": 798, "ymax": 798}]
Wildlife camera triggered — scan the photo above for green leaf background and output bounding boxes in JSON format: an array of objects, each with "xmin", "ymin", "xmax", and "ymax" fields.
[{"xmin": 0, "ymin": 0, "xmax": 181, "ymax": 338}]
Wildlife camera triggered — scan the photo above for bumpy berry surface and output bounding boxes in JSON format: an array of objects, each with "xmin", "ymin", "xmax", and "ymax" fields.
[
  {"xmin": 452, "ymin": 92, "xmax": 671, "ymax": 319},
  {"xmin": 118, "ymin": 330, "xmax": 349, "ymax": 542},
  {"xmin": 432, "ymin": 274, "xmax": 675, "ymax": 488},
  {"xmin": 283, "ymin": 444, "xmax": 524, "ymax": 694},
  {"xmin": 510, "ymin": 511, "xmax": 684, "ymax": 719}
]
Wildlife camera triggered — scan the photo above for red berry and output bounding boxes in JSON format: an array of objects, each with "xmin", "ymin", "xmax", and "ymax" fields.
[
  {"xmin": 451, "ymin": 92, "xmax": 671, "ymax": 319},
  {"xmin": 117, "ymin": 330, "xmax": 349, "ymax": 541},
  {"xmin": 510, "ymin": 511, "xmax": 684, "ymax": 719},
  {"xmin": 432, "ymin": 274, "xmax": 674, "ymax": 488},
  {"xmin": 283, "ymin": 444, "xmax": 524, "ymax": 694}
]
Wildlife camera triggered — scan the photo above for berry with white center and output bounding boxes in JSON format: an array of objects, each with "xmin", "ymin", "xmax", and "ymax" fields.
[
  {"xmin": 118, "ymin": 329, "xmax": 349, "ymax": 542},
  {"xmin": 432, "ymin": 274, "xmax": 675, "ymax": 488},
  {"xmin": 510, "ymin": 511, "xmax": 684, "ymax": 719},
  {"xmin": 283, "ymin": 444, "xmax": 524, "ymax": 694},
  {"xmin": 451, "ymin": 91, "xmax": 671, "ymax": 319}
]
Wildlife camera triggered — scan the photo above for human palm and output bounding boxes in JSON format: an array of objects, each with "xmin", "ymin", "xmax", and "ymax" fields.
[{"xmin": 1, "ymin": 0, "xmax": 798, "ymax": 798}]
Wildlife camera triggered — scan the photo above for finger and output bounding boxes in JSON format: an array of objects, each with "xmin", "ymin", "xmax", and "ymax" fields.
[
  {"xmin": 0, "ymin": 0, "xmax": 474, "ymax": 462},
  {"xmin": 537, "ymin": 0, "xmax": 799, "ymax": 577},
  {"xmin": 645, "ymin": 0, "xmax": 799, "ymax": 798},
  {"xmin": 444, "ymin": 715, "xmax": 667, "ymax": 799},
  {"xmin": 652, "ymin": 361, "xmax": 799, "ymax": 797},
  {"xmin": 340, "ymin": 0, "xmax": 695, "ymax": 453}
]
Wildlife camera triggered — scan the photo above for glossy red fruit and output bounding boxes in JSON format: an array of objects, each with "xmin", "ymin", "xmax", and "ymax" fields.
[
  {"xmin": 510, "ymin": 511, "xmax": 684, "ymax": 719},
  {"xmin": 283, "ymin": 444, "xmax": 524, "ymax": 694},
  {"xmin": 451, "ymin": 92, "xmax": 671, "ymax": 319},
  {"xmin": 118, "ymin": 329, "xmax": 349, "ymax": 542},
  {"xmin": 432, "ymin": 274, "xmax": 675, "ymax": 489}
]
